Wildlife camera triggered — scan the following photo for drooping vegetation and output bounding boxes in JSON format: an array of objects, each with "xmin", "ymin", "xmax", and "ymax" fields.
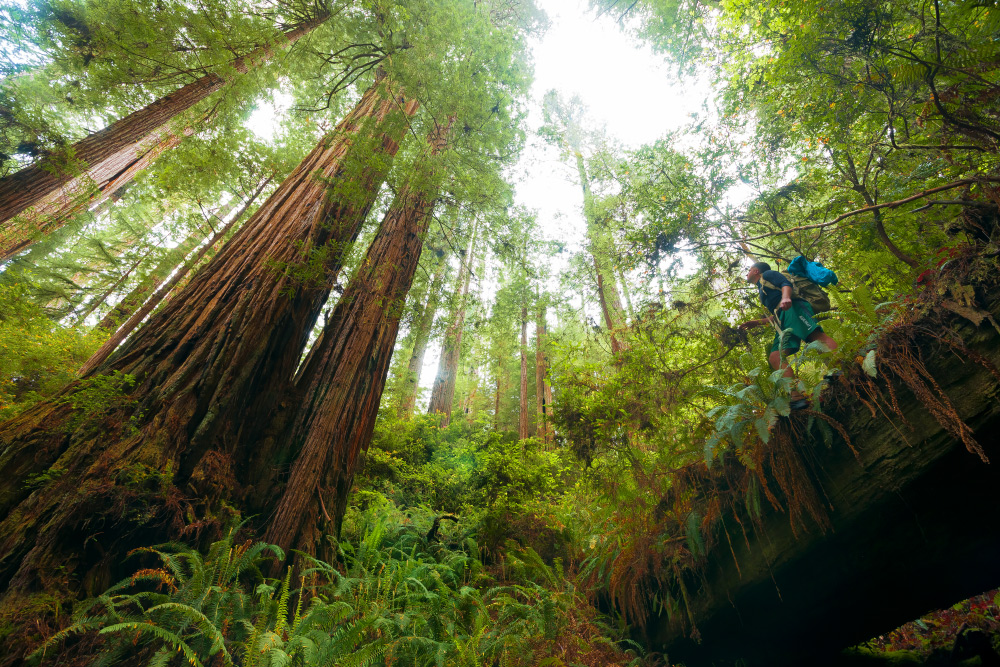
[{"xmin": 1, "ymin": 0, "xmax": 999, "ymax": 665}]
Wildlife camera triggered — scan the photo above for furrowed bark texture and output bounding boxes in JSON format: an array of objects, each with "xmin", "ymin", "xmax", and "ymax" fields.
[
  {"xmin": 397, "ymin": 256, "xmax": 449, "ymax": 419},
  {"xmin": 535, "ymin": 306, "xmax": 553, "ymax": 445},
  {"xmin": 518, "ymin": 305, "xmax": 530, "ymax": 440},
  {"xmin": 427, "ymin": 223, "xmax": 477, "ymax": 424},
  {"xmin": 0, "ymin": 79, "xmax": 414, "ymax": 604},
  {"xmin": 0, "ymin": 17, "xmax": 325, "ymax": 262},
  {"xmin": 263, "ymin": 119, "xmax": 452, "ymax": 557}
]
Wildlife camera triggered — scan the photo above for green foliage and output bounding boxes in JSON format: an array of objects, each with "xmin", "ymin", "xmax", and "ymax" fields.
[
  {"xmin": 34, "ymin": 502, "xmax": 639, "ymax": 667},
  {"xmin": 701, "ymin": 354, "xmax": 796, "ymax": 464},
  {"xmin": 0, "ymin": 277, "xmax": 103, "ymax": 419}
]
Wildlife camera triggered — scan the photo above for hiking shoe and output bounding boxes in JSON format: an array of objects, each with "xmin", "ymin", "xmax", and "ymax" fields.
[{"xmin": 790, "ymin": 398, "xmax": 810, "ymax": 411}]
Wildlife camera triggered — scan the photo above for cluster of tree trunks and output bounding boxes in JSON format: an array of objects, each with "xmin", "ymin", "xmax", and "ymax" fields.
[
  {"xmin": 397, "ymin": 254, "xmax": 449, "ymax": 419},
  {"xmin": 427, "ymin": 221, "xmax": 478, "ymax": 425},
  {"xmin": 0, "ymin": 75, "xmax": 423, "ymax": 607},
  {"xmin": 0, "ymin": 16, "xmax": 326, "ymax": 263},
  {"xmin": 264, "ymin": 117, "xmax": 452, "ymax": 558}
]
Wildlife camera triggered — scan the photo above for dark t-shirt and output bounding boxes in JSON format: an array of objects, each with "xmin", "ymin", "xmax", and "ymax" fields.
[{"xmin": 756, "ymin": 270, "xmax": 792, "ymax": 311}]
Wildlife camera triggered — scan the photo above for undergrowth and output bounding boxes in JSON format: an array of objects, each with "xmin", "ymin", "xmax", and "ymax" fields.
[{"xmin": 31, "ymin": 506, "xmax": 642, "ymax": 667}]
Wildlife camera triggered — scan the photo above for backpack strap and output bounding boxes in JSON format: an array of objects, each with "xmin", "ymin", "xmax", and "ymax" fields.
[{"xmin": 760, "ymin": 277, "xmax": 796, "ymax": 297}]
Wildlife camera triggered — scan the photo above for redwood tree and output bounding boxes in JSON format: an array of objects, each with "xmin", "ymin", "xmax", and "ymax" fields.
[
  {"xmin": 263, "ymin": 118, "xmax": 453, "ymax": 556},
  {"xmin": 0, "ymin": 76, "xmax": 415, "ymax": 601},
  {"xmin": 0, "ymin": 15, "xmax": 327, "ymax": 262}
]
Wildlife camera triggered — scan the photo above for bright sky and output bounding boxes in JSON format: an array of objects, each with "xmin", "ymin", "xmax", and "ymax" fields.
[
  {"xmin": 516, "ymin": 0, "xmax": 709, "ymax": 252},
  {"xmin": 413, "ymin": 0, "xmax": 713, "ymax": 404}
]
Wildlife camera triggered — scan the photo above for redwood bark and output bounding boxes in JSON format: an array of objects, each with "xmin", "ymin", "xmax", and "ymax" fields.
[
  {"xmin": 535, "ymin": 305, "xmax": 553, "ymax": 445},
  {"xmin": 427, "ymin": 222, "xmax": 477, "ymax": 424},
  {"xmin": 0, "ymin": 77, "xmax": 415, "ymax": 602},
  {"xmin": 0, "ymin": 16, "xmax": 326, "ymax": 262},
  {"xmin": 397, "ymin": 255, "xmax": 449, "ymax": 419},
  {"xmin": 518, "ymin": 304, "xmax": 530, "ymax": 440},
  {"xmin": 263, "ymin": 118, "xmax": 452, "ymax": 555}
]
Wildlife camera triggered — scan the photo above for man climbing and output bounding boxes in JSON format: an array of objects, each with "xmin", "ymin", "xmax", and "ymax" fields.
[{"xmin": 739, "ymin": 261, "xmax": 838, "ymax": 409}]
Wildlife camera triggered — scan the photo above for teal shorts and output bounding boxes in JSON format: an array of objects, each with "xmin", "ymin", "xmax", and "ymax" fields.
[{"xmin": 769, "ymin": 300, "xmax": 821, "ymax": 354}]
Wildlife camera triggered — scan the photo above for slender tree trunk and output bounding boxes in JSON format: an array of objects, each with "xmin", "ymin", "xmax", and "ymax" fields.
[
  {"xmin": 574, "ymin": 151, "xmax": 626, "ymax": 351},
  {"xmin": 397, "ymin": 256, "xmax": 449, "ymax": 419},
  {"xmin": 0, "ymin": 16, "xmax": 326, "ymax": 262},
  {"xmin": 618, "ymin": 267, "xmax": 635, "ymax": 320},
  {"xmin": 94, "ymin": 227, "xmax": 204, "ymax": 332},
  {"xmin": 93, "ymin": 195, "xmax": 243, "ymax": 332},
  {"xmin": 461, "ymin": 366, "xmax": 478, "ymax": 420},
  {"xmin": 427, "ymin": 221, "xmax": 478, "ymax": 424},
  {"xmin": 0, "ymin": 77, "xmax": 415, "ymax": 606},
  {"xmin": 263, "ymin": 118, "xmax": 452, "ymax": 556},
  {"xmin": 71, "ymin": 250, "xmax": 151, "ymax": 326},
  {"xmin": 494, "ymin": 374, "xmax": 502, "ymax": 430},
  {"xmin": 535, "ymin": 305, "xmax": 553, "ymax": 445},
  {"xmin": 519, "ymin": 305, "xmax": 530, "ymax": 440},
  {"xmin": 79, "ymin": 177, "xmax": 270, "ymax": 376}
]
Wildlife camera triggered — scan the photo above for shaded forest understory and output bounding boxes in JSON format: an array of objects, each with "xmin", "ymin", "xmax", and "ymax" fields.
[{"xmin": 1, "ymin": 0, "xmax": 1000, "ymax": 665}]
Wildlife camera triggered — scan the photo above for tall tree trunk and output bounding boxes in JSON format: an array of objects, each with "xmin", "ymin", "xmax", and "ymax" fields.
[
  {"xmin": 397, "ymin": 255, "xmax": 449, "ymax": 419},
  {"xmin": 494, "ymin": 374, "xmax": 503, "ymax": 430},
  {"xmin": 78, "ymin": 177, "xmax": 270, "ymax": 376},
  {"xmin": 574, "ymin": 151, "xmax": 626, "ymax": 351},
  {"xmin": 0, "ymin": 77, "xmax": 415, "ymax": 607},
  {"xmin": 535, "ymin": 304, "xmax": 553, "ymax": 445},
  {"xmin": 519, "ymin": 304, "xmax": 530, "ymax": 440},
  {"xmin": 0, "ymin": 16, "xmax": 326, "ymax": 262},
  {"xmin": 427, "ymin": 221, "xmax": 478, "ymax": 424},
  {"xmin": 263, "ymin": 118, "xmax": 452, "ymax": 556}
]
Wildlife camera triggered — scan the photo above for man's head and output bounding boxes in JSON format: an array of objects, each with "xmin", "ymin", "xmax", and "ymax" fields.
[{"xmin": 746, "ymin": 261, "xmax": 771, "ymax": 284}]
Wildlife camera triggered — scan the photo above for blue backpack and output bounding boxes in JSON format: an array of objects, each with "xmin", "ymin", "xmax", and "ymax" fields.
[{"xmin": 787, "ymin": 256, "xmax": 838, "ymax": 287}]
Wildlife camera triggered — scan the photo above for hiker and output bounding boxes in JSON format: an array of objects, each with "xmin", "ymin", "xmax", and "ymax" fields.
[{"xmin": 739, "ymin": 261, "xmax": 838, "ymax": 409}]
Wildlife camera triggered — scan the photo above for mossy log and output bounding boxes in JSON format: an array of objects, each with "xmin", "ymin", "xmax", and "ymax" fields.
[{"xmin": 654, "ymin": 291, "xmax": 1000, "ymax": 666}]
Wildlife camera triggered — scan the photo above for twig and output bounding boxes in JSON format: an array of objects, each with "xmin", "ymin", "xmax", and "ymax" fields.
[{"xmin": 692, "ymin": 178, "xmax": 1000, "ymax": 248}]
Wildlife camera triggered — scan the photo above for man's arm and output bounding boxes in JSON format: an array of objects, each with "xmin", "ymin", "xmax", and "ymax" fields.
[{"xmin": 779, "ymin": 285, "xmax": 793, "ymax": 311}]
